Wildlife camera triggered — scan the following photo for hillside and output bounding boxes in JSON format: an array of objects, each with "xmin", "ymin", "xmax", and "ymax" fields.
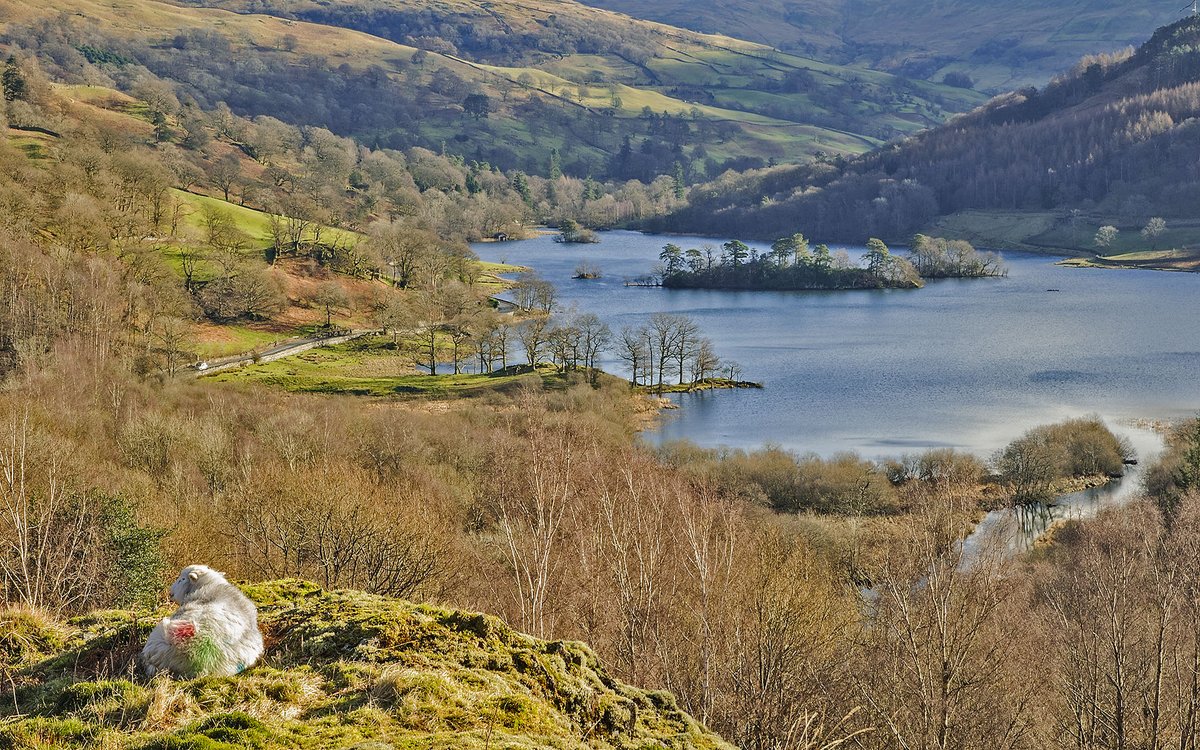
[
  {"xmin": 649, "ymin": 16, "xmax": 1200, "ymax": 255},
  {"xmin": 579, "ymin": 0, "xmax": 1181, "ymax": 92},
  {"xmin": 0, "ymin": 0, "xmax": 982, "ymax": 181},
  {"xmin": 0, "ymin": 580, "xmax": 731, "ymax": 749}
]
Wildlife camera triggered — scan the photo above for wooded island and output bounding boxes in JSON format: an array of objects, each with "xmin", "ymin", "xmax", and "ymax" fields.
[{"xmin": 659, "ymin": 234, "xmax": 1006, "ymax": 290}]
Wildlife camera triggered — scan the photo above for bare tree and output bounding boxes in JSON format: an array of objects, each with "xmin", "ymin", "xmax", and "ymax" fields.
[
  {"xmin": 492, "ymin": 401, "xmax": 583, "ymax": 637},
  {"xmin": 518, "ymin": 316, "xmax": 550, "ymax": 367},
  {"xmin": 618, "ymin": 325, "xmax": 649, "ymax": 387},
  {"xmin": 211, "ymin": 153, "xmax": 242, "ymax": 202},
  {"xmin": 673, "ymin": 315, "xmax": 701, "ymax": 385},
  {"xmin": 0, "ymin": 414, "xmax": 100, "ymax": 613},
  {"xmin": 647, "ymin": 313, "xmax": 688, "ymax": 391},
  {"xmin": 575, "ymin": 313, "xmax": 611, "ymax": 383},
  {"xmin": 309, "ymin": 281, "xmax": 350, "ymax": 329},
  {"xmin": 151, "ymin": 316, "xmax": 194, "ymax": 375}
]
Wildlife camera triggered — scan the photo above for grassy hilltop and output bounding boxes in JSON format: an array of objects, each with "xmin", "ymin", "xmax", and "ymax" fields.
[
  {"xmin": 0, "ymin": 0, "xmax": 983, "ymax": 180},
  {"xmin": 0, "ymin": 580, "xmax": 731, "ymax": 750},
  {"xmin": 580, "ymin": 0, "xmax": 1179, "ymax": 92}
]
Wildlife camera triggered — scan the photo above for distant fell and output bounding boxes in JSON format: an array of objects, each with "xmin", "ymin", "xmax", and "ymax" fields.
[
  {"xmin": 579, "ymin": 0, "xmax": 1180, "ymax": 92},
  {"xmin": 649, "ymin": 17, "xmax": 1200, "ymax": 254},
  {"xmin": 53, "ymin": 0, "xmax": 977, "ymax": 177}
]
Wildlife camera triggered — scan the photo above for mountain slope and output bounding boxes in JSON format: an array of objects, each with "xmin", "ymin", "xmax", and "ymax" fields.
[
  {"xmin": 648, "ymin": 17, "xmax": 1200, "ymax": 250},
  {"xmin": 1, "ymin": 580, "xmax": 732, "ymax": 749},
  {"xmin": 579, "ymin": 0, "xmax": 1182, "ymax": 92},
  {"xmin": 1, "ymin": 0, "xmax": 981, "ymax": 180}
]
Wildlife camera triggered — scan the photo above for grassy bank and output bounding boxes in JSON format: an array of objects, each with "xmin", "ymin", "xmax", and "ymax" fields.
[
  {"xmin": 203, "ymin": 337, "xmax": 590, "ymax": 398},
  {"xmin": 0, "ymin": 580, "xmax": 730, "ymax": 750},
  {"xmin": 926, "ymin": 210, "xmax": 1200, "ymax": 269},
  {"xmin": 639, "ymin": 378, "xmax": 764, "ymax": 394},
  {"xmin": 1057, "ymin": 249, "xmax": 1200, "ymax": 272},
  {"xmin": 202, "ymin": 337, "xmax": 761, "ymax": 401}
]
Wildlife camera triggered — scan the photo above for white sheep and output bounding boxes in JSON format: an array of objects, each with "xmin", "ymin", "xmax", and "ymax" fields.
[{"xmin": 141, "ymin": 565, "xmax": 264, "ymax": 678}]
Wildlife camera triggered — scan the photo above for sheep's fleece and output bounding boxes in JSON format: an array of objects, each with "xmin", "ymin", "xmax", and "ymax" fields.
[{"xmin": 141, "ymin": 565, "xmax": 264, "ymax": 678}]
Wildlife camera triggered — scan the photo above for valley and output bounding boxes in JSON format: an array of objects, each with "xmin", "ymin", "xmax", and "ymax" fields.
[
  {"xmin": 4, "ymin": 4, "xmax": 1200, "ymax": 750},
  {"xmin": 653, "ymin": 16, "xmax": 1200, "ymax": 261}
]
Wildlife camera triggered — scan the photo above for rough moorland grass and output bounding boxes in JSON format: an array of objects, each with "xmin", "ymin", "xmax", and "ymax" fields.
[
  {"xmin": 923, "ymin": 209, "xmax": 1066, "ymax": 252},
  {"xmin": 0, "ymin": 581, "xmax": 731, "ymax": 750}
]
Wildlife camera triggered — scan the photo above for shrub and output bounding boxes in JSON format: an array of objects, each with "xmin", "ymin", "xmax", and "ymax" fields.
[{"xmin": 994, "ymin": 418, "xmax": 1128, "ymax": 503}]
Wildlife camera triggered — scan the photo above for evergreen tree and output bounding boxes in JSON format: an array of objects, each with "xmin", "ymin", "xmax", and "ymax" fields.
[
  {"xmin": 511, "ymin": 171, "xmax": 532, "ymax": 204},
  {"xmin": 462, "ymin": 93, "xmax": 491, "ymax": 119},
  {"xmin": 583, "ymin": 178, "xmax": 603, "ymax": 201},
  {"xmin": 771, "ymin": 233, "xmax": 809, "ymax": 267},
  {"xmin": 1176, "ymin": 421, "xmax": 1200, "ymax": 493},
  {"xmin": 813, "ymin": 244, "xmax": 832, "ymax": 269},
  {"xmin": 548, "ymin": 148, "xmax": 562, "ymax": 180},
  {"xmin": 865, "ymin": 237, "xmax": 891, "ymax": 272},
  {"xmin": 2, "ymin": 56, "xmax": 27, "ymax": 102},
  {"xmin": 659, "ymin": 244, "xmax": 684, "ymax": 275},
  {"xmin": 723, "ymin": 240, "xmax": 750, "ymax": 267}
]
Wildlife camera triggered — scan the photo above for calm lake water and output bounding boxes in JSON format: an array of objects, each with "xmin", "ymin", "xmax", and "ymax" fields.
[{"xmin": 472, "ymin": 230, "xmax": 1198, "ymax": 462}]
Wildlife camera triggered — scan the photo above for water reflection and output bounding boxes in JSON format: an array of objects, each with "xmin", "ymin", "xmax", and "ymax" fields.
[{"xmin": 960, "ymin": 426, "xmax": 1163, "ymax": 562}]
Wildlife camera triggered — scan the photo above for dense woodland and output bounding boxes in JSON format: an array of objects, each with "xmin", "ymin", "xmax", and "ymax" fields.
[{"xmin": 653, "ymin": 17, "xmax": 1200, "ymax": 242}]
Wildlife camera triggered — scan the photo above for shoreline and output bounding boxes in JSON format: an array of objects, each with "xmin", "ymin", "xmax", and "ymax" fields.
[
  {"xmin": 1057, "ymin": 251, "xmax": 1200, "ymax": 273},
  {"xmin": 638, "ymin": 378, "xmax": 763, "ymax": 395}
]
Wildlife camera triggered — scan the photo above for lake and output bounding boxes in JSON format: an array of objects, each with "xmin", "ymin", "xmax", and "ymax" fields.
[{"xmin": 472, "ymin": 230, "xmax": 1198, "ymax": 462}]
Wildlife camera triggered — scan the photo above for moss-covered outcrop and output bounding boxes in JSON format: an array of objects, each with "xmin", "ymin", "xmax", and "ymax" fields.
[{"xmin": 0, "ymin": 581, "xmax": 731, "ymax": 749}]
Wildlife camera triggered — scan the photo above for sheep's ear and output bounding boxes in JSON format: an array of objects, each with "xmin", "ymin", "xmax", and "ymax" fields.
[{"xmin": 187, "ymin": 570, "xmax": 200, "ymax": 581}]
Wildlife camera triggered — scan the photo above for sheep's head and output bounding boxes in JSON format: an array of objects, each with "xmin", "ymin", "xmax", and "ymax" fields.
[{"xmin": 170, "ymin": 565, "xmax": 229, "ymax": 604}]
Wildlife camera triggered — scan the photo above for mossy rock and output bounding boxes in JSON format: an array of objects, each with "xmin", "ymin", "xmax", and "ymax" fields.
[{"xmin": 0, "ymin": 581, "xmax": 732, "ymax": 750}]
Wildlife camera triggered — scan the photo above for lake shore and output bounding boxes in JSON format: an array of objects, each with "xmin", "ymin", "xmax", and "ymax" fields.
[
  {"xmin": 1057, "ymin": 249, "xmax": 1200, "ymax": 272},
  {"xmin": 472, "ymin": 230, "xmax": 1200, "ymax": 458},
  {"xmin": 639, "ymin": 378, "xmax": 763, "ymax": 395}
]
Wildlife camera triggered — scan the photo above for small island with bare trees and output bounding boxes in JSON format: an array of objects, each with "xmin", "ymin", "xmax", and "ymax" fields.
[{"xmin": 659, "ymin": 234, "xmax": 1006, "ymax": 291}]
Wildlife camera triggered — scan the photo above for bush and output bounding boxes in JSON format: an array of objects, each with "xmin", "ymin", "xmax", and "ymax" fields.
[
  {"xmin": 679, "ymin": 445, "xmax": 900, "ymax": 515},
  {"xmin": 1145, "ymin": 419, "xmax": 1200, "ymax": 520},
  {"xmin": 994, "ymin": 417, "xmax": 1128, "ymax": 503},
  {"xmin": 885, "ymin": 448, "xmax": 986, "ymax": 489},
  {"xmin": 942, "ymin": 72, "xmax": 975, "ymax": 89}
]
